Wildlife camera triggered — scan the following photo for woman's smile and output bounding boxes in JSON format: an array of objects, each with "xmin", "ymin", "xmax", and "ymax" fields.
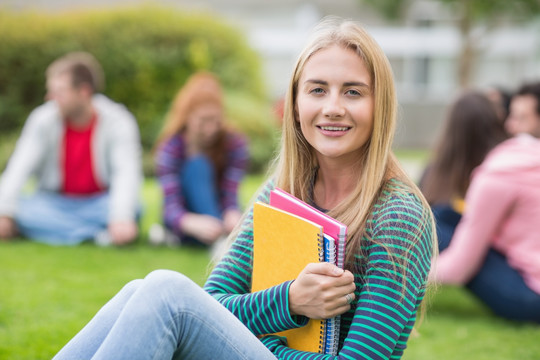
[{"xmin": 316, "ymin": 124, "xmax": 352, "ymax": 137}]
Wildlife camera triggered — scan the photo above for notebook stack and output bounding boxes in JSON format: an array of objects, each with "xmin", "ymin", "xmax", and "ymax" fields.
[{"xmin": 252, "ymin": 188, "xmax": 347, "ymax": 355}]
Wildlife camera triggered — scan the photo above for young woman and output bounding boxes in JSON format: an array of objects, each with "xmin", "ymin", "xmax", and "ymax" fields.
[
  {"xmin": 54, "ymin": 17, "xmax": 436, "ymax": 359},
  {"xmin": 151, "ymin": 71, "xmax": 249, "ymax": 246},
  {"xmin": 420, "ymin": 90, "xmax": 508, "ymax": 248}
]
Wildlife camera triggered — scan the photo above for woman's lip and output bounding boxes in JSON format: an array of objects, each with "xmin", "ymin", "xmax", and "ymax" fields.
[
  {"xmin": 317, "ymin": 125, "xmax": 351, "ymax": 131},
  {"xmin": 316, "ymin": 125, "xmax": 351, "ymax": 136}
]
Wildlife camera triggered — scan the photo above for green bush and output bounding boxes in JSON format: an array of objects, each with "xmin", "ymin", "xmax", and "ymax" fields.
[
  {"xmin": 0, "ymin": 6, "xmax": 278, "ymax": 173},
  {"xmin": 225, "ymin": 91, "xmax": 281, "ymax": 174}
]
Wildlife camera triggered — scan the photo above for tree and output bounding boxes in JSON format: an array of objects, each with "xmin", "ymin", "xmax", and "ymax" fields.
[{"xmin": 359, "ymin": 0, "xmax": 540, "ymax": 88}]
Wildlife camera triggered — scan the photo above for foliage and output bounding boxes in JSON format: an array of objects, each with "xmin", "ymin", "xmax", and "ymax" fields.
[
  {"xmin": 0, "ymin": 6, "xmax": 278, "ymax": 173},
  {"xmin": 359, "ymin": 0, "xmax": 540, "ymax": 22},
  {"xmin": 357, "ymin": 0, "xmax": 408, "ymax": 21},
  {"xmin": 436, "ymin": 0, "xmax": 540, "ymax": 23},
  {"xmin": 358, "ymin": 0, "xmax": 540, "ymax": 87},
  {"xmin": 225, "ymin": 91, "xmax": 281, "ymax": 174},
  {"xmin": 0, "ymin": 132, "xmax": 18, "ymax": 176}
]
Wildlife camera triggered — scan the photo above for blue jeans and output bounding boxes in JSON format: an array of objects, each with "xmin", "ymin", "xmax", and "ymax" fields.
[
  {"xmin": 431, "ymin": 204, "xmax": 461, "ymax": 251},
  {"xmin": 465, "ymin": 249, "xmax": 540, "ymax": 322},
  {"xmin": 53, "ymin": 270, "xmax": 277, "ymax": 360},
  {"xmin": 181, "ymin": 155, "xmax": 221, "ymax": 219},
  {"xmin": 434, "ymin": 205, "xmax": 540, "ymax": 322},
  {"xmin": 170, "ymin": 155, "xmax": 222, "ymax": 246},
  {"xmin": 15, "ymin": 191, "xmax": 109, "ymax": 245}
]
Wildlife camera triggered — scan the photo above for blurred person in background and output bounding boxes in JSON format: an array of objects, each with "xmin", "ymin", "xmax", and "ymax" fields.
[
  {"xmin": 0, "ymin": 52, "xmax": 142, "ymax": 246},
  {"xmin": 431, "ymin": 81, "xmax": 540, "ymax": 322},
  {"xmin": 150, "ymin": 71, "xmax": 249, "ymax": 248},
  {"xmin": 485, "ymin": 85, "xmax": 512, "ymax": 126},
  {"xmin": 420, "ymin": 90, "xmax": 508, "ymax": 248}
]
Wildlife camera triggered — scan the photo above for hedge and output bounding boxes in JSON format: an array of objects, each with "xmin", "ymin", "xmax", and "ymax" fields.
[{"xmin": 0, "ymin": 5, "xmax": 280, "ymax": 173}]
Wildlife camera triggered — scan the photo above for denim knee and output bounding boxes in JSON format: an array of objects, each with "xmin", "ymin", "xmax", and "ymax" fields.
[
  {"xmin": 122, "ymin": 278, "xmax": 144, "ymax": 294},
  {"xmin": 143, "ymin": 270, "xmax": 197, "ymax": 298}
]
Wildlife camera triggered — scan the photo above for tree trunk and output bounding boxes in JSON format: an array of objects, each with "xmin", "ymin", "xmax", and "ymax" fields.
[{"xmin": 457, "ymin": 0, "xmax": 475, "ymax": 88}]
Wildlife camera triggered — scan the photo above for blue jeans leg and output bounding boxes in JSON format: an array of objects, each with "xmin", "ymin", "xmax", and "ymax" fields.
[
  {"xmin": 180, "ymin": 155, "xmax": 221, "ymax": 219},
  {"xmin": 54, "ymin": 270, "xmax": 277, "ymax": 360},
  {"xmin": 15, "ymin": 192, "xmax": 109, "ymax": 245},
  {"xmin": 53, "ymin": 279, "xmax": 143, "ymax": 359},
  {"xmin": 465, "ymin": 249, "xmax": 540, "ymax": 322},
  {"xmin": 431, "ymin": 204, "xmax": 462, "ymax": 252},
  {"xmin": 177, "ymin": 155, "xmax": 222, "ymax": 245}
]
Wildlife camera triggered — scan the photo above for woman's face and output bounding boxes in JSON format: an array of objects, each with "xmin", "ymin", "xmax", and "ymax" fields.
[
  {"xmin": 506, "ymin": 94, "xmax": 540, "ymax": 137},
  {"xmin": 185, "ymin": 103, "xmax": 223, "ymax": 147},
  {"xmin": 296, "ymin": 45, "xmax": 374, "ymax": 165}
]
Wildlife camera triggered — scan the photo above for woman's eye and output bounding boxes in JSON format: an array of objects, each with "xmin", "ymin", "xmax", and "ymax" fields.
[
  {"xmin": 310, "ymin": 87, "xmax": 325, "ymax": 95},
  {"xmin": 346, "ymin": 89, "xmax": 361, "ymax": 96}
]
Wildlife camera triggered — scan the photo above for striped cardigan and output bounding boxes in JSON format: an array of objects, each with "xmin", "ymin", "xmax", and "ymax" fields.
[
  {"xmin": 154, "ymin": 131, "xmax": 249, "ymax": 233},
  {"xmin": 204, "ymin": 179, "xmax": 434, "ymax": 359}
]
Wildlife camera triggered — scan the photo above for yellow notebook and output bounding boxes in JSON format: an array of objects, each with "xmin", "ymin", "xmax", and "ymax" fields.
[{"xmin": 252, "ymin": 201, "xmax": 325, "ymax": 353}]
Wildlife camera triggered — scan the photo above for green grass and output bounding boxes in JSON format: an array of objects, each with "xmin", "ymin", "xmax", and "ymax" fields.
[
  {"xmin": 1, "ymin": 174, "xmax": 539, "ymax": 359},
  {"xmin": 0, "ymin": 243, "xmax": 211, "ymax": 359},
  {"xmin": 405, "ymin": 286, "xmax": 540, "ymax": 359}
]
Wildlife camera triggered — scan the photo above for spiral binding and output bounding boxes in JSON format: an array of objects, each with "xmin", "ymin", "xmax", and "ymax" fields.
[
  {"xmin": 322, "ymin": 234, "xmax": 339, "ymax": 355},
  {"xmin": 318, "ymin": 235, "xmax": 325, "ymax": 264}
]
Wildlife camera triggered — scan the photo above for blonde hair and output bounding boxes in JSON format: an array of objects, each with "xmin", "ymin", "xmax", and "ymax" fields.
[
  {"xmin": 273, "ymin": 17, "xmax": 437, "ymax": 278},
  {"xmin": 156, "ymin": 71, "xmax": 224, "ymax": 146}
]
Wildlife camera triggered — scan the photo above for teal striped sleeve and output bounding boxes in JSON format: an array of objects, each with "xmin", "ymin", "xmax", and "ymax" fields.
[{"xmin": 204, "ymin": 180, "xmax": 309, "ymax": 336}]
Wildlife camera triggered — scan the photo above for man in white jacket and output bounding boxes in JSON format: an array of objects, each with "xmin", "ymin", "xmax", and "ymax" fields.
[{"xmin": 0, "ymin": 52, "xmax": 142, "ymax": 245}]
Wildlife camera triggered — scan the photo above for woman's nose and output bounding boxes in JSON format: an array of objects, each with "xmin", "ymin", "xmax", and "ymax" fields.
[{"xmin": 322, "ymin": 93, "xmax": 345, "ymax": 118}]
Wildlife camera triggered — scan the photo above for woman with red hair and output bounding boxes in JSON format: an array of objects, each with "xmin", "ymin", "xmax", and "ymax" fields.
[{"xmin": 151, "ymin": 72, "xmax": 249, "ymax": 247}]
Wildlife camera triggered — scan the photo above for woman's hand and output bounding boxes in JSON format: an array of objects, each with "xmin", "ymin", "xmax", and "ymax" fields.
[
  {"xmin": 109, "ymin": 220, "xmax": 138, "ymax": 245},
  {"xmin": 0, "ymin": 216, "xmax": 17, "ymax": 239},
  {"xmin": 179, "ymin": 213, "xmax": 224, "ymax": 245},
  {"xmin": 289, "ymin": 262, "xmax": 356, "ymax": 319},
  {"xmin": 222, "ymin": 208, "xmax": 242, "ymax": 233}
]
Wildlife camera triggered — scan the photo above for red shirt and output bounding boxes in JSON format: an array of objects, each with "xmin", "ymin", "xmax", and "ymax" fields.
[{"xmin": 62, "ymin": 114, "xmax": 104, "ymax": 195}]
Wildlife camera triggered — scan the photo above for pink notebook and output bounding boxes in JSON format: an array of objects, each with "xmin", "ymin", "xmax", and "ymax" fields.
[{"xmin": 269, "ymin": 187, "xmax": 347, "ymax": 268}]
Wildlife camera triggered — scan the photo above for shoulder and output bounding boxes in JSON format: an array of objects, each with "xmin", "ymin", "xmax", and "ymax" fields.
[
  {"xmin": 370, "ymin": 179, "xmax": 431, "ymax": 233},
  {"xmin": 26, "ymin": 101, "xmax": 60, "ymax": 127},
  {"xmin": 479, "ymin": 136, "xmax": 540, "ymax": 175},
  {"xmin": 252, "ymin": 178, "xmax": 276, "ymax": 204},
  {"xmin": 368, "ymin": 179, "xmax": 434, "ymax": 257},
  {"xmin": 159, "ymin": 134, "xmax": 184, "ymax": 149},
  {"xmin": 376, "ymin": 179, "xmax": 426, "ymax": 215},
  {"xmin": 92, "ymin": 94, "xmax": 136, "ymax": 124},
  {"xmin": 225, "ymin": 130, "xmax": 248, "ymax": 147},
  {"xmin": 155, "ymin": 134, "xmax": 185, "ymax": 159}
]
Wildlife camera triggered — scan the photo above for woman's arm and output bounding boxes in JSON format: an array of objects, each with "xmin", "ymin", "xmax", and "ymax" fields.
[
  {"xmin": 220, "ymin": 132, "xmax": 249, "ymax": 212},
  {"xmin": 0, "ymin": 107, "xmax": 50, "ymax": 217},
  {"xmin": 154, "ymin": 136, "xmax": 188, "ymax": 233}
]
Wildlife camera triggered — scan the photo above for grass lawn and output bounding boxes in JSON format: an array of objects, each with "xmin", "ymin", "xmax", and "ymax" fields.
[{"xmin": 1, "ymin": 171, "xmax": 539, "ymax": 359}]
